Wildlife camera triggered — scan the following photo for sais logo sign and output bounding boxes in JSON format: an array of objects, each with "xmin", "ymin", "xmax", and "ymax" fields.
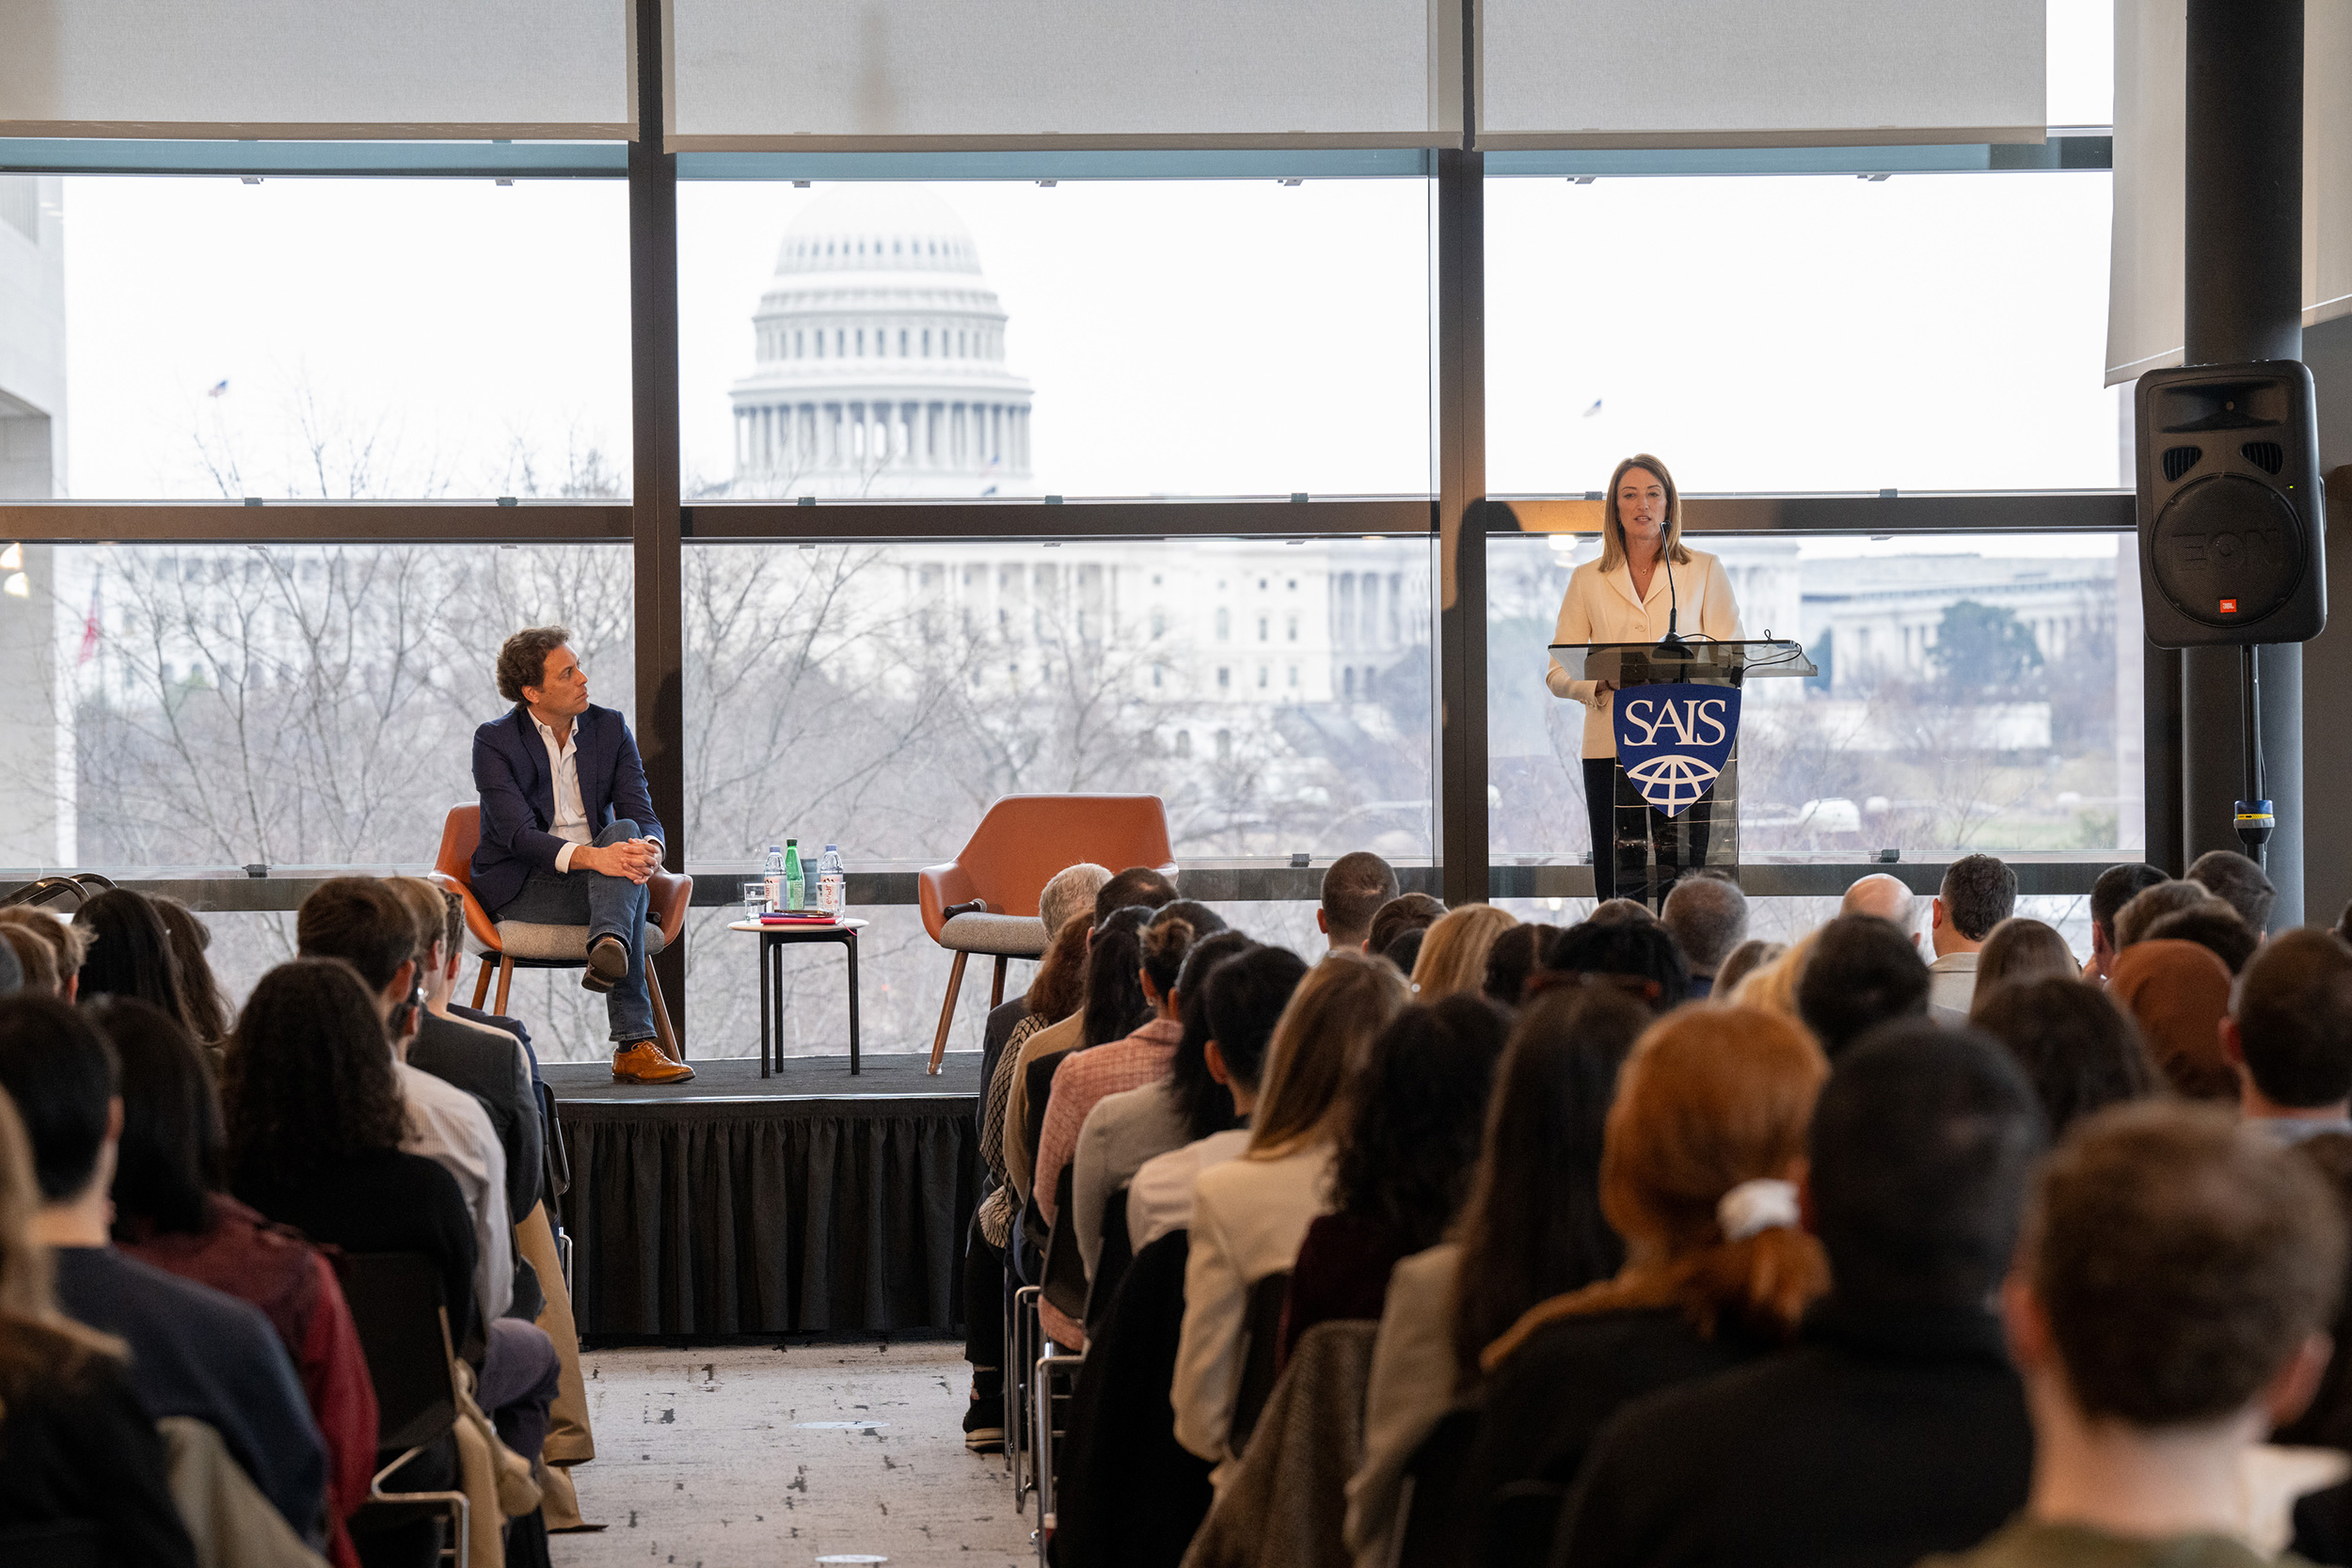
[{"xmin": 1613, "ymin": 686, "xmax": 1740, "ymax": 817}]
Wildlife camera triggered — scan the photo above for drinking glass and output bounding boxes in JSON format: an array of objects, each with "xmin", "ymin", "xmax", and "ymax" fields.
[{"xmin": 741, "ymin": 880, "xmax": 769, "ymax": 922}]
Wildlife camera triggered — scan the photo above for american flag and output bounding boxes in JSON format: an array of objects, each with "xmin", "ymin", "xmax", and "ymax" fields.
[{"xmin": 76, "ymin": 578, "xmax": 101, "ymax": 666}]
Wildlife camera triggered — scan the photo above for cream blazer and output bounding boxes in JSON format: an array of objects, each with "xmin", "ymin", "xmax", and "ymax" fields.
[{"xmin": 1545, "ymin": 547, "xmax": 1742, "ymax": 759}]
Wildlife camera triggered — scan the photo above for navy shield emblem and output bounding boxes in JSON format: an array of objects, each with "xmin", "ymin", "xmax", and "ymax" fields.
[{"xmin": 1612, "ymin": 684, "xmax": 1740, "ymax": 818}]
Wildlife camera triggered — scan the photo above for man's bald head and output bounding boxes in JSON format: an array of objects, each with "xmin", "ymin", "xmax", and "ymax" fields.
[{"xmin": 1842, "ymin": 874, "xmax": 1918, "ymax": 935}]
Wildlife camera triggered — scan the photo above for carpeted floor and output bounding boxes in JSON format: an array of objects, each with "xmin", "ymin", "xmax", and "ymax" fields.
[{"xmin": 552, "ymin": 1339, "xmax": 1030, "ymax": 1568}]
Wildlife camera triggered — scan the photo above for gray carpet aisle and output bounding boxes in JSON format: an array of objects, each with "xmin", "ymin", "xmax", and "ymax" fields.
[{"xmin": 553, "ymin": 1340, "xmax": 1030, "ymax": 1568}]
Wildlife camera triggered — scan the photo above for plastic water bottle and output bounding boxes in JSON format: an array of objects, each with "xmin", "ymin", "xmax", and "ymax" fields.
[
  {"xmin": 817, "ymin": 845, "xmax": 847, "ymax": 916},
  {"xmin": 783, "ymin": 839, "xmax": 805, "ymax": 911},
  {"xmin": 763, "ymin": 845, "xmax": 785, "ymax": 911}
]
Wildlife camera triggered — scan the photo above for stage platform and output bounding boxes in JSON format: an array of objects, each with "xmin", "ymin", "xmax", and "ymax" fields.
[{"xmin": 548, "ymin": 1054, "xmax": 980, "ymax": 1340}]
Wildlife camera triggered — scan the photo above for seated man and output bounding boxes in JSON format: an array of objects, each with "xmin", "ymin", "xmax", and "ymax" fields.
[
  {"xmin": 1796, "ymin": 914, "xmax": 1930, "ymax": 1058},
  {"xmin": 1925, "ymin": 1101, "xmax": 2340, "ymax": 1568},
  {"xmin": 2086, "ymin": 863, "xmax": 2169, "ymax": 983},
  {"xmin": 1929, "ymin": 854, "xmax": 2017, "ymax": 1020},
  {"xmin": 1553, "ymin": 1022, "xmax": 2042, "ymax": 1568},
  {"xmin": 389, "ymin": 877, "xmax": 543, "ymax": 1224},
  {"xmin": 2224, "ymin": 928, "xmax": 2352, "ymax": 1144},
  {"xmin": 1660, "ymin": 871, "xmax": 1747, "ymax": 999},
  {"xmin": 1838, "ymin": 872, "xmax": 1918, "ymax": 948},
  {"xmin": 2187, "ymin": 847, "xmax": 2278, "ymax": 942},
  {"xmin": 0, "ymin": 995, "xmax": 328, "ymax": 1544},
  {"xmin": 473, "ymin": 625, "xmax": 685, "ymax": 1085},
  {"xmin": 1318, "ymin": 851, "xmax": 1400, "ymax": 953}
]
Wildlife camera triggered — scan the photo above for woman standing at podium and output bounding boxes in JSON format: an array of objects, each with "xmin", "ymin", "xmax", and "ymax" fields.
[{"xmin": 1547, "ymin": 453, "xmax": 1742, "ymax": 902}]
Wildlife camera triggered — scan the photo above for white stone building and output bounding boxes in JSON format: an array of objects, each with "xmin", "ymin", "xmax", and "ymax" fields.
[{"xmin": 0, "ymin": 174, "xmax": 72, "ymax": 868}]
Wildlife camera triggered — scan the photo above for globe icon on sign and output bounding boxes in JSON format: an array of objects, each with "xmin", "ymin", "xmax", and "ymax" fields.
[{"xmin": 1624, "ymin": 752, "xmax": 1722, "ymax": 815}]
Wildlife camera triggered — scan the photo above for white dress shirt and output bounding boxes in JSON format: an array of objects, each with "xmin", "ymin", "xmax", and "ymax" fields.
[
  {"xmin": 1545, "ymin": 547, "xmax": 1743, "ymax": 759},
  {"xmin": 531, "ymin": 712, "xmax": 592, "ymax": 874},
  {"xmin": 396, "ymin": 1059, "xmax": 514, "ymax": 1322},
  {"xmin": 1928, "ymin": 950, "xmax": 1979, "ymax": 1022}
]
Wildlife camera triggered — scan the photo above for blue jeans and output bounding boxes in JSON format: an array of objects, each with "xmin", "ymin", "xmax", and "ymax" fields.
[{"xmin": 494, "ymin": 818, "xmax": 657, "ymax": 1046}]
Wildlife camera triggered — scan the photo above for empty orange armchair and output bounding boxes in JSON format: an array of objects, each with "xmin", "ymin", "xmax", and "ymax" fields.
[
  {"xmin": 434, "ymin": 804, "xmax": 693, "ymax": 1060},
  {"xmin": 919, "ymin": 794, "xmax": 1177, "ymax": 1073}
]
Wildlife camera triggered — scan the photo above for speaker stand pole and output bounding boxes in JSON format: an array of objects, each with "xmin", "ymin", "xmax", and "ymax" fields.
[
  {"xmin": 2180, "ymin": 0, "xmax": 2304, "ymax": 922},
  {"xmin": 2237, "ymin": 644, "xmax": 2275, "ymax": 868}
]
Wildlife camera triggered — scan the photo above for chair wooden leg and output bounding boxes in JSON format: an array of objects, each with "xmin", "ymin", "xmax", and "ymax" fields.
[
  {"xmin": 930, "ymin": 952, "xmax": 969, "ymax": 1075},
  {"xmin": 990, "ymin": 955, "xmax": 1009, "ymax": 1010},
  {"xmin": 647, "ymin": 964, "xmax": 681, "ymax": 1062},
  {"xmin": 494, "ymin": 957, "xmax": 516, "ymax": 1016},
  {"xmin": 471, "ymin": 957, "xmax": 495, "ymax": 1010}
]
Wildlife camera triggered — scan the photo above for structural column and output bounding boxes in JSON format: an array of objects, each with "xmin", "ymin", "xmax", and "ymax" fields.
[
  {"xmin": 628, "ymin": 0, "xmax": 689, "ymax": 1034},
  {"xmin": 2179, "ymin": 0, "xmax": 2305, "ymax": 924},
  {"xmin": 1435, "ymin": 145, "xmax": 1488, "ymax": 908}
]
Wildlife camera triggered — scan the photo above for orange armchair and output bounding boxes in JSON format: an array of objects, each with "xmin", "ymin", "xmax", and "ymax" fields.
[
  {"xmin": 918, "ymin": 794, "xmax": 1177, "ymax": 1073},
  {"xmin": 434, "ymin": 804, "xmax": 692, "ymax": 1060}
]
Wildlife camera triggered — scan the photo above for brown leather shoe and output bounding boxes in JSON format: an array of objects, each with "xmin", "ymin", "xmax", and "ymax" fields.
[
  {"xmin": 612, "ymin": 1040, "xmax": 692, "ymax": 1084},
  {"xmin": 581, "ymin": 935, "xmax": 628, "ymax": 994}
]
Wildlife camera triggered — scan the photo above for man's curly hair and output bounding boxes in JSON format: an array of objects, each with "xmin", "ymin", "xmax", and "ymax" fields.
[{"xmin": 495, "ymin": 626, "xmax": 573, "ymax": 705}]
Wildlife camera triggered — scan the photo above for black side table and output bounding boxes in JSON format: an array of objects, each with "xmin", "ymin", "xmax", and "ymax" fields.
[{"xmin": 731, "ymin": 917, "xmax": 867, "ymax": 1076}]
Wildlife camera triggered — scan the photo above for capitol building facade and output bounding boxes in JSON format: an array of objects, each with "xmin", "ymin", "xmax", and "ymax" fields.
[{"xmin": 729, "ymin": 186, "xmax": 1033, "ymax": 499}]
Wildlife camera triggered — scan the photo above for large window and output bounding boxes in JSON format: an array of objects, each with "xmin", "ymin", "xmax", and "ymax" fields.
[
  {"xmin": 1485, "ymin": 172, "xmax": 2122, "ymax": 495},
  {"xmin": 675, "ymin": 180, "xmax": 1434, "ymax": 501},
  {"xmin": 58, "ymin": 177, "xmax": 631, "ymax": 500},
  {"xmin": 1489, "ymin": 530, "xmax": 2143, "ymax": 864}
]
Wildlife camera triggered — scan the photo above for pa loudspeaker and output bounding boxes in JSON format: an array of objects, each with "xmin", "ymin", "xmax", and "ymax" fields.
[{"xmin": 2135, "ymin": 361, "xmax": 2326, "ymax": 647}]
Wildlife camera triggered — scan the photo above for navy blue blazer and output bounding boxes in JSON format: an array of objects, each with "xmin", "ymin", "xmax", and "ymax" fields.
[{"xmin": 470, "ymin": 704, "xmax": 663, "ymax": 914}]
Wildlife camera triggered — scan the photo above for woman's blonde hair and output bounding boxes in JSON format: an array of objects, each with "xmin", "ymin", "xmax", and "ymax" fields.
[
  {"xmin": 1248, "ymin": 950, "xmax": 1410, "ymax": 1158},
  {"xmin": 1410, "ymin": 904, "xmax": 1519, "ymax": 1003},
  {"xmin": 1484, "ymin": 1006, "xmax": 1829, "ymax": 1368},
  {"xmin": 1728, "ymin": 927, "xmax": 1820, "ymax": 1020},
  {"xmin": 1595, "ymin": 452, "xmax": 1693, "ymax": 575},
  {"xmin": 0, "ymin": 1089, "xmax": 120, "ymax": 1403}
]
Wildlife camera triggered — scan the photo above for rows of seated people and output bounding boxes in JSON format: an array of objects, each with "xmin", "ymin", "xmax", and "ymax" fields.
[
  {"xmin": 0, "ymin": 876, "xmax": 589, "ymax": 1568},
  {"xmin": 972, "ymin": 846, "xmax": 2352, "ymax": 1567}
]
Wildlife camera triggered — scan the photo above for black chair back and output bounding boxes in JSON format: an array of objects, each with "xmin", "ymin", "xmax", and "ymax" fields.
[
  {"xmin": 0, "ymin": 1520, "xmax": 107, "ymax": 1568},
  {"xmin": 1083, "ymin": 1181, "xmax": 1135, "ymax": 1335},
  {"xmin": 341, "ymin": 1251, "xmax": 460, "ymax": 1455},
  {"xmin": 1041, "ymin": 1164, "xmax": 1089, "ymax": 1321},
  {"xmin": 1228, "ymin": 1269, "xmax": 1292, "ymax": 1453}
]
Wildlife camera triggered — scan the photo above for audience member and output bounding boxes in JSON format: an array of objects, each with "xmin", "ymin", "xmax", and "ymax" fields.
[
  {"xmin": 1922, "ymin": 1103, "xmax": 2341, "ymax": 1568},
  {"xmin": 2187, "ymin": 847, "xmax": 2279, "ymax": 941},
  {"xmin": 2108, "ymin": 938, "xmax": 2239, "ymax": 1101},
  {"xmin": 1128, "ymin": 945, "xmax": 1309, "ymax": 1249},
  {"xmin": 102, "ymin": 996, "xmax": 375, "ymax": 1567},
  {"xmin": 1469, "ymin": 1006, "xmax": 1829, "ymax": 1553},
  {"xmin": 72, "ymin": 888, "xmax": 193, "ymax": 1029},
  {"xmin": 2114, "ymin": 879, "xmax": 2216, "ymax": 950},
  {"xmin": 225, "ymin": 959, "xmax": 555, "ymax": 1471},
  {"xmin": 1015, "ymin": 904, "xmax": 1157, "ymax": 1218},
  {"xmin": 2144, "ymin": 901, "xmax": 2259, "ymax": 975},
  {"xmin": 1409, "ymin": 904, "xmax": 1518, "ymax": 1002},
  {"xmin": 984, "ymin": 862, "xmax": 1113, "ymax": 1101},
  {"xmin": 1073, "ymin": 930, "xmax": 1255, "ymax": 1284},
  {"xmin": 1726, "ymin": 928, "xmax": 1819, "ymax": 1020},
  {"xmin": 1173, "ymin": 950, "xmax": 1407, "ymax": 1471},
  {"xmin": 0, "ymin": 994, "xmax": 328, "ymax": 1544},
  {"xmin": 1796, "ymin": 914, "xmax": 1930, "ymax": 1058},
  {"xmin": 0, "ymin": 1086, "xmax": 197, "ymax": 1566},
  {"xmin": 1839, "ymin": 872, "xmax": 1919, "ymax": 945},
  {"xmin": 151, "ymin": 895, "xmax": 232, "ymax": 1045},
  {"xmin": 1036, "ymin": 907, "xmax": 1219, "ymax": 1347},
  {"xmin": 1555, "ymin": 1022, "xmax": 2042, "ymax": 1568},
  {"xmin": 389, "ymin": 878, "xmax": 543, "ymax": 1226},
  {"xmin": 1661, "ymin": 874, "xmax": 1748, "ymax": 998},
  {"xmin": 2086, "ymin": 863, "xmax": 2169, "ymax": 982},
  {"xmin": 1710, "ymin": 938, "xmax": 1784, "ymax": 1000},
  {"xmin": 1968, "ymin": 917, "xmax": 2080, "ymax": 1007},
  {"xmin": 0, "ymin": 904, "xmax": 83, "ymax": 999},
  {"xmin": 1346, "ymin": 986, "xmax": 1651, "ymax": 1567},
  {"xmin": 1004, "ymin": 869, "xmax": 1180, "ymax": 1195},
  {"xmin": 1545, "ymin": 917, "xmax": 1692, "ymax": 1011},
  {"xmin": 2223, "ymin": 928, "xmax": 2352, "ymax": 1144},
  {"xmin": 1971, "ymin": 978, "xmax": 2154, "ymax": 1138},
  {"xmin": 1928, "ymin": 854, "xmax": 2016, "ymax": 1020},
  {"xmin": 980, "ymin": 913, "xmax": 1088, "ymax": 1229},
  {"xmin": 0, "ymin": 933, "xmax": 28, "ymax": 1001},
  {"xmin": 1587, "ymin": 897, "xmax": 1658, "ymax": 927},
  {"xmin": 1367, "ymin": 894, "xmax": 1445, "ymax": 959},
  {"xmin": 295, "ymin": 878, "xmax": 516, "ymax": 1328},
  {"xmin": 1280, "ymin": 994, "xmax": 1507, "ymax": 1360},
  {"xmin": 1319, "ymin": 852, "xmax": 1400, "ymax": 951},
  {"xmin": 1382, "ymin": 926, "xmax": 1428, "ymax": 976},
  {"xmin": 0, "ymin": 921, "xmax": 54, "ymax": 997},
  {"xmin": 1481, "ymin": 922, "xmax": 1558, "ymax": 1007}
]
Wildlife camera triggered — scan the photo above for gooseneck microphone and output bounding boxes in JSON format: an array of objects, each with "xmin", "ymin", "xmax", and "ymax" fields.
[{"xmin": 1657, "ymin": 549, "xmax": 1689, "ymax": 655}]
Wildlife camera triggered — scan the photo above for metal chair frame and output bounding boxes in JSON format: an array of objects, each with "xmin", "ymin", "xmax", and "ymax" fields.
[{"xmin": 1033, "ymin": 1347, "xmax": 1086, "ymax": 1568}]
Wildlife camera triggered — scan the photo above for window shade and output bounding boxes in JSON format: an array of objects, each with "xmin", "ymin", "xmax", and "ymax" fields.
[
  {"xmin": 668, "ymin": 0, "xmax": 1460, "ymax": 149},
  {"xmin": 1479, "ymin": 0, "xmax": 2045, "ymax": 149},
  {"xmin": 2106, "ymin": 0, "xmax": 2352, "ymax": 386},
  {"xmin": 0, "ymin": 1, "xmax": 630, "ymax": 138}
]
